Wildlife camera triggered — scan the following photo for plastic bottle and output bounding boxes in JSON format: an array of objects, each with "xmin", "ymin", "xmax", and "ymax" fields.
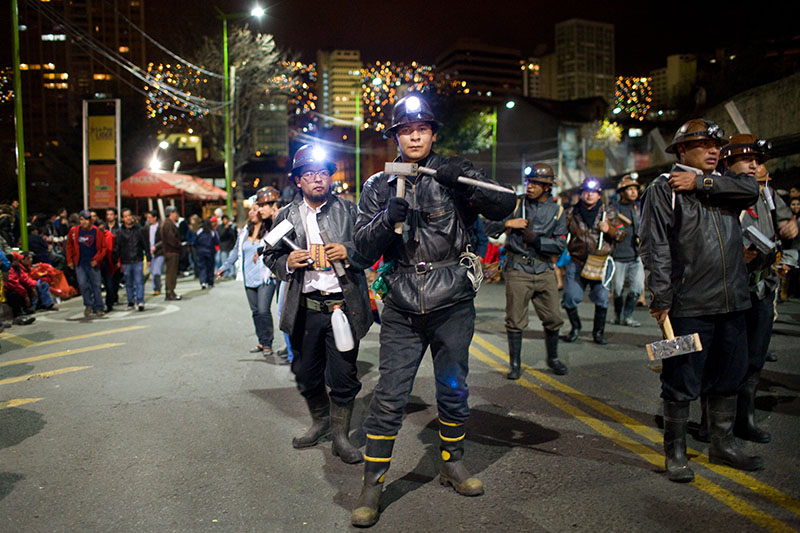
[{"xmin": 331, "ymin": 305, "xmax": 355, "ymax": 352}]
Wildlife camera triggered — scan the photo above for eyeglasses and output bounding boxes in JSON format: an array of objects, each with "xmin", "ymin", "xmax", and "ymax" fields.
[{"xmin": 300, "ymin": 169, "xmax": 331, "ymax": 182}]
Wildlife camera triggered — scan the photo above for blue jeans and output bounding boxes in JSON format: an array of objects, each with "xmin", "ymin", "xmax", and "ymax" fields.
[
  {"xmin": 245, "ymin": 281, "xmax": 276, "ymax": 348},
  {"xmin": 150, "ymin": 255, "xmax": 164, "ymax": 292},
  {"xmin": 562, "ymin": 258, "xmax": 609, "ymax": 309},
  {"xmin": 612, "ymin": 258, "xmax": 644, "ymax": 300},
  {"xmin": 123, "ymin": 262, "xmax": 145, "ymax": 304},
  {"xmin": 217, "ymin": 250, "xmax": 232, "ymax": 277},
  {"xmin": 76, "ymin": 263, "xmax": 103, "ymax": 311},
  {"xmin": 33, "ymin": 280, "xmax": 55, "ymax": 308}
]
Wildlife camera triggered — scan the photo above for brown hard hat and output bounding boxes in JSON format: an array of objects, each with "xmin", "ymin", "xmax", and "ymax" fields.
[
  {"xmin": 665, "ymin": 119, "xmax": 726, "ymax": 154},
  {"xmin": 524, "ymin": 163, "xmax": 555, "ymax": 185},
  {"xmin": 616, "ymin": 174, "xmax": 641, "ymax": 192},
  {"xmin": 720, "ymin": 134, "xmax": 771, "ymax": 163},
  {"xmin": 256, "ymin": 186, "xmax": 280, "ymax": 204}
]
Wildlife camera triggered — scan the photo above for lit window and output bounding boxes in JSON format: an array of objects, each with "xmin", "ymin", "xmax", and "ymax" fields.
[
  {"xmin": 119, "ymin": 46, "xmax": 129, "ymax": 53},
  {"xmin": 93, "ymin": 73, "xmax": 112, "ymax": 80},
  {"xmin": 41, "ymin": 34, "xmax": 66, "ymax": 41}
]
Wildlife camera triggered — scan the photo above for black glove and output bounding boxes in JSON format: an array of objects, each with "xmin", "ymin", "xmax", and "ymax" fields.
[
  {"xmin": 386, "ymin": 197, "xmax": 409, "ymax": 225},
  {"xmin": 434, "ymin": 163, "xmax": 463, "ymax": 189}
]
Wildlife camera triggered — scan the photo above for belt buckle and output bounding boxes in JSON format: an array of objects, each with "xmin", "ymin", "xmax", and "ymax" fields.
[{"xmin": 414, "ymin": 262, "xmax": 431, "ymax": 274}]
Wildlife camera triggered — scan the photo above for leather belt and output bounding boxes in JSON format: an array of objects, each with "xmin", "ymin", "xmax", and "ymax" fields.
[
  {"xmin": 395, "ymin": 259, "xmax": 460, "ymax": 274},
  {"xmin": 301, "ymin": 296, "xmax": 345, "ymax": 313}
]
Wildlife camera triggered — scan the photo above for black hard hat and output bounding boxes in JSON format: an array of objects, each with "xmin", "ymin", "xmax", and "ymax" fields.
[{"xmin": 384, "ymin": 94, "xmax": 442, "ymax": 139}]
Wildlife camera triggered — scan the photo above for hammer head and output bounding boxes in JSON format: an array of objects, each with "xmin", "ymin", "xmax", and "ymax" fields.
[
  {"xmin": 646, "ymin": 333, "xmax": 702, "ymax": 361},
  {"xmin": 384, "ymin": 162, "xmax": 420, "ymax": 177},
  {"xmin": 265, "ymin": 219, "xmax": 295, "ymax": 247}
]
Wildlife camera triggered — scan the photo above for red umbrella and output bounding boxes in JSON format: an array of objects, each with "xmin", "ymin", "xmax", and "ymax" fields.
[{"xmin": 121, "ymin": 169, "xmax": 227, "ymax": 201}]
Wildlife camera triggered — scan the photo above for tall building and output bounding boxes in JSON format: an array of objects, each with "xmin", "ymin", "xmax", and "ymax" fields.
[
  {"xmin": 649, "ymin": 54, "xmax": 697, "ymax": 108},
  {"xmin": 317, "ymin": 50, "xmax": 362, "ymax": 127},
  {"xmin": 554, "ymin": 19, "xmax": 615, "ymax": 103},
  {"xmin": 435, "ymin": 39, "xmax": 522, "ymax": 101},
  {"xmin": 12, "ymin": 0, "xmax": 147, "ymax": 156},
  {"xmin": 251, "ymin": 93, "xmax": 289, "ymax": 158},
  {"xmin": 522, "ymin": 53, "xmax": 556, "ymax": 99},
  {"xmin": 649, "ymin": 66, "xmax": 668, "ymax": 107}
]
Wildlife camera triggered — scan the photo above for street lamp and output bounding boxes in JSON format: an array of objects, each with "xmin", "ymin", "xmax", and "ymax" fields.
[
  {"xmin": 216, "ymin": 4, "xmax": 265, "ymax": 218},
  {"xmin": 491, "ymin": 100, "xmax": 516, "ymax": 181}
]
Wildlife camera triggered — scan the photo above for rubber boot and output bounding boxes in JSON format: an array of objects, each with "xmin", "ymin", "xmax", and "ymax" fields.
[
  {"xmin": 663, "ymin": 400, "xmax": 695, "ymax": 482},
  {"xmin": 734, "ymin": 373, "xmax": 771, "ymax": 443},
  {"xmin": 613, "ymin": 295, "xmax": 624, "ymax": 324},
  {"xmin": 544, "ymin": 328, "xmax": 567, "ymax": 375},
  {"xmin": 695, "ymin": 395, "xmax": 710, "ymax": 443},
  {"xmin": 438, "ymin": 419, "xmax": 484, "ymax": 496},
  {"xmin": 330, "ymin": 401, "xmax": 363, "ymax": 463},
  {"xmin": 708, "ymin": 395, "xmax": 765, "ymax": 471},
  {"xmin": 351, "ymin": 435, "xmax": 394, "ymax": 527},
  {"xmin": 623, "ymin": 293, "xmax": 641, "ymax": 327},
  {"xmin": 592, "ymin": 306, "xmax": 608, "ymax": 345},
  {"xmin": 563, "ymin": 307, "xmax": 581, "ymax": 343},
  {"xmin": 292, "ymin": 390, "xmax": 331, "ymax": 449},
  {"xmin": 506, "ymin": 331, "xmax": 523, "ymax": 380}
]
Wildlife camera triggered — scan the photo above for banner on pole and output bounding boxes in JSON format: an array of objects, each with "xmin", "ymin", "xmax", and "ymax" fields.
[
  {"xmin": 89, "ymin": 164, "xmax": 116, "ymax": 208},
  {"xmin": 88, "ymin": 116, "xmax": 116, "ymax": 160}
]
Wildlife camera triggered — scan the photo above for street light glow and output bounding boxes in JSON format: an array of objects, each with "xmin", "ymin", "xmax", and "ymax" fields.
[
  {"xmin": 149, "ymin": 156, "xmax": 161, "ymax": 171},
  {"xmin": 158, "ymin": 140, "xmax": 169, "ymax": 150},
  {"xmin": 250, "ymin": 5, "xmax": 265, "ymax": 18},
  {"xmin": 505, "ymin": 100, "xmax": 516, "ymax": 109}
]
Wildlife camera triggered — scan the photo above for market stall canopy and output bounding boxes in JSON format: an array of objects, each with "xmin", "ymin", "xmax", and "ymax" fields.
[{"xmin": 121, "ymin": 169, "xmax": 227, "ymax": 201}]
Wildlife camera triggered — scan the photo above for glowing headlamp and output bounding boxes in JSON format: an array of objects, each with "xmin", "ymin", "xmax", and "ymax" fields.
[
  {"xmin": 311, "ymin": 146, "xmax": 327, "ymax": 162},
  {"xmin": 405, "ymin": 96, "xmax": 422, "ymax": 113}
]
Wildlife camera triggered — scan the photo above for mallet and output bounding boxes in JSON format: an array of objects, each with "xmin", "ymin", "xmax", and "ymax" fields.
[
  {"xmin": 265, "ymin": 219, "xmax": 314, "ymax": 266},
  {"xmin": 645, "ymin": 315, "xmax": 702, "ymax": 361},
  {"xmin": 384, "ymin": 162, "xmax": 516, "ymax": 197}
]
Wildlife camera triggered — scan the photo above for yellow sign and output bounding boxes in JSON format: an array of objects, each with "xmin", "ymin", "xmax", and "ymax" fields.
[
  {"xmin": 88, "ymin": 115, "xmax": 116, "ymax": 160},
  {"xmin": 587, "ymin": 149, "xmax": 606, "ymax": 178}
]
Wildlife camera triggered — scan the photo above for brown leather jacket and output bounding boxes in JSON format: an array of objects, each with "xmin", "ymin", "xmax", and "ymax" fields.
[{"xmin": 565, "ymin": 202, "xmax": 626, "ymax": 263}]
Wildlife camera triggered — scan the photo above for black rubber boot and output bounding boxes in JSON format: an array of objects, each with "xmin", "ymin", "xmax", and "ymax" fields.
[
  {"xmin": 695, "ymin": 395, "xmax": 710, "ymax": 443},
  {"xmin": 613, "ymin": 296, "xmax": 624, "ymax": 324},
  {"xmin": 330, "ymin": 401, "xmax": 364, "ymax": 464},
  {"xmin": 438, "ymin": 419, "xmax": 484, "ymax": 496},
  {"xmin": 292, "ymin": 390, "xmax": 331, "ymax": 449},
  {"xmin": 663, "ymin": 400, "xmax": 695, "ymax": 483},
  {"xmin": 623, "ymin": 293, "xmax": 641, "ymax": 327},
  {"xmin": 708, "ymin": 395, "xmax": 765, "ymax": 471},
  {"xmin": 351, "ymin": 436, "xmax": 394, "ymax": 528},
  {"xmin": 506, "ymin": 331, "xmax": 523, "ymax": 380},
  {"xmin": 592, "ymin": 306, "xmax": 608, "ymax": 345},
  {"xmin": 563, "ymin": 307, "xmax": 581, "ymax": 343},
  {"xmin": 544, "ymin": 328, "xmax": 567, "ymax": 375},
  {"xmin": 734, "ymin": 373, "xmax": 771, "ymax": 443}
]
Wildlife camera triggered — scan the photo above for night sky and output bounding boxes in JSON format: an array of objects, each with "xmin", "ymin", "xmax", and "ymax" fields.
[{"xmin": 143, "ymin": 0, "xmax": 797, "ymax": 74}]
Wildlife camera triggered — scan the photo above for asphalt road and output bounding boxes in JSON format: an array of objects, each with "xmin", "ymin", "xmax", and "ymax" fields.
[{"xmin": 1, "ymin": 276, "xmax": 799, "ymax": 532}]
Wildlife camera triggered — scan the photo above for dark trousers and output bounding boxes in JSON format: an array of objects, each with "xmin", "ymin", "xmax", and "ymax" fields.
[
  {"xmin": 245, "ymin": 282, "xmax": 276, "ymax": 348},
  {"xmin": 363, "ymin": 299, "xmax": 475, "ymax": 436},
  {"xmin": 196, "ymin": 252, "xmax": 215, "ymax": 286},
  {"xmin": 101, "ymin": 263, "xmax": 121, "ymax": 309},
  {"xmin": 289, "ymin": 305, "xmax": 361, "ymax": 405},
  {"xmin": 745, "ymin": 291, "xmax": 774, "ymax": 377},
  {"xmin": 164, "ymin": 253, "xmax": 179, "ymax": 297},
  {"xmin": 660, "ymin": 311, "xmax": 748, "ymax": 402}
]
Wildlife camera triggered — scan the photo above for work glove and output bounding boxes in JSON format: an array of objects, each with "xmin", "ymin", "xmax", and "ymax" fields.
[
  {"xmin": 434, "ymin": 163, "xmax": 463, "ymax": 189},
  {"xmin": 386, "ymin": 197, "xmax": 409, "ymax": 225}
]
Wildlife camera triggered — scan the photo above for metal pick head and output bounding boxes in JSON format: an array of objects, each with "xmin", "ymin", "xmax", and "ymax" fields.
[{"xmin": 384, "ymin": 162, "xmax": 419, "ymax": 176}]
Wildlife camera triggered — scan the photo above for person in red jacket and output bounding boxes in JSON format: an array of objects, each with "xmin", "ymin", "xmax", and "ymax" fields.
[
  {"xmin": 6, "ymin": 252, "xmax": 37, "ymax": 317},
  {"xmin": 66, "ymin": 210, "xmax": 106, "ymax": 317}
]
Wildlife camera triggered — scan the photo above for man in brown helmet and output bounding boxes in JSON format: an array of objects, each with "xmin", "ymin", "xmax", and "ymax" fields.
[
  {"xmin": 611, "ymin": 175, "xmax": 644, "ymax": 327},
  {"xmin": 485, "ymin": 163, "xmax": 568, "ymax": 378},
  {"xmin": 720, "ymin": 135, "xmax": 797, "ymax": 444},
  {"xmin": 640, "ymin": 119, "xmax": 762, "ymax": 483}
]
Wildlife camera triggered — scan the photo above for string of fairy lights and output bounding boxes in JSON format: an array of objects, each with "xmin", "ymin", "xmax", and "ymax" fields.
[{"xmin": 614, "ymin": 76, "xmax": 653, "ymax": 121}]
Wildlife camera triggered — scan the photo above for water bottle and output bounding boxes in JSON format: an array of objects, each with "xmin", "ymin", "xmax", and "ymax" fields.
[{"xmin": 331, "ymin": 305, "xmax": 355, "ymax": 352}]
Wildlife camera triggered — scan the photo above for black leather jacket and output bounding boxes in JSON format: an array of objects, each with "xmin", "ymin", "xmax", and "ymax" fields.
[
  {"xmin": 263, "ymin": 194, "xmax": 373, "ymax": 340},
  {"xmin": 355, "ymin": 152, "xmax": 515, "ymax": 314},
  {"xmin": 113, "ymin": 224, "xmax": 150, "ymax": 264},
  {"xmin": 485, "ymin": 195, "xmax": 567, "ymax": 274},
  {"xmin": 639, "ymin": 164, "xmax": 759, "ymax": 317}
]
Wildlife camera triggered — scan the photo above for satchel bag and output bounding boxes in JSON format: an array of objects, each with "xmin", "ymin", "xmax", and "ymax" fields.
[{"xmin": 580, "ymin": 254, "xmax": 608, "ymax": 281}]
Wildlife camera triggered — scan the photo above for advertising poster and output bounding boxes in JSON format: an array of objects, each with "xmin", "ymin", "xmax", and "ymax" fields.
[{"xmin": 89, "ymin": 164, "xmax": 116, "ymax": 208}]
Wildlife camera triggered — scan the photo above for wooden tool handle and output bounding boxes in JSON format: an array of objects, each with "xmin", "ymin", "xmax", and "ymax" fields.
[
  {"xmin": 394, "ymin": 175, "xmax": 405, "ymax": 235},
  {"xmin": 661, "ymin": 315, "xmax": 675, "ymax": 340}
]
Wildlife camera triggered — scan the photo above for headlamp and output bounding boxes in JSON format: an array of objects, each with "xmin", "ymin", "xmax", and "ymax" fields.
[
  {"xmin": 523, "ymin": 166, "xmax": 533, "ymax": 177},
  {"xmin": 405, "ymin": 96, "xmax": 422, "ymax": 113},
  {"xmin": 311, "ymin": 146, "xmax": 327, "ymax": 162}
]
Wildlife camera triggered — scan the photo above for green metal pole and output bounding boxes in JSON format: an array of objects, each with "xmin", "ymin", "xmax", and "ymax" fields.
[
  {"xmin": 491, "ymin": 106, "xmax": 498, "ymax": 181},
  {"xmin": 11, "ymin": 0, "xmax": 28, "ymax": 251},
  {"xmin": 222, "ymin": 17, "xmax": 232, "ymax": 218},
  {"xmin": 355, "ymin": 90, "xmax": 361, "ymax": 202}
]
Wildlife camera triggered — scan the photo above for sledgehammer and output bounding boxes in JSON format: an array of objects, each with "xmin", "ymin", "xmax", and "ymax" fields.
[
  {"xmin": 264, "ymin": 219, "xmax": 314, "ymax": 266},
  {"xmin": 384, "ymin": 162, "xmax": 516, "ymax": 197},
  {"xmin": 645, "ymin": 315, "xmax": 702, "ymax": 361}
]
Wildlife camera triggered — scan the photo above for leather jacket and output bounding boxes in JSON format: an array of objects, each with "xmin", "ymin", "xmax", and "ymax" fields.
[
  {"xmin": 485, "ymin": 194, "xmax": 567, "ymax": 274},
  {"xmin": 565, "ymin": 203, "xmax": 626, "ymax": 263},
  {"xmin": 612, "ymin": 200, "xmax": 641, "ymax": 262},
  {"xmin": 263, "ymin": 194, "xmax": 373, "ymax": 340},
  {"xmin": 113, "ymin": 224, "xmax": 150, "ymax": 264},
  {"xmin": 355, "ymin": 152, "xmax": 515, "ymax": 314},
  {"xmin": 639, "ymin": 164, "xmax": 759, "ymax": 317}
]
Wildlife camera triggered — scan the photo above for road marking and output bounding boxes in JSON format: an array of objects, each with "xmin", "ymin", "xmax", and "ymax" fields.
[
  {"xmin": 0, "ymin": 343, "xmax": 124, "ymax": 368},
  {"xmin": 0, "ymin": 366, "xmax": 92, "ymax": 386},
  {"xmin": 29, "ymin": 325, "xmax": 148, "ymax": 347},
  {"xmin": 0, "ymin": 398, "xmax": 43, "ymax": 410},
  {"xmin": 36, "ymin": 304, "xmax": 179, "ymax": 323},
  {"xmin": 0, "ymin": 333, "xmax": 36, "ymax": 347},
  {"xmin": 471, "ymin": 333, "xmax": 800, "ymax": 518},
  {"xmin": 469, "ymin": 340, "xmax": 797, "ymax": 533}
]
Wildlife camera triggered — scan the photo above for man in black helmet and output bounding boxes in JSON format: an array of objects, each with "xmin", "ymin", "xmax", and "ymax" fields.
[
  {"xmin": 350, "ymin": 93, "xmax": 515, "ymax": 527},
  {"xmin": 640, "ymin": 119, "xmax": 762, "ymax": 483},
  {"xmin": 262, "ymin": 144, "xmax": 372, "ymax": 466},
  {"xmin": 485, "ymin": 163, "xmax": 568, "ymax": 378}
]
